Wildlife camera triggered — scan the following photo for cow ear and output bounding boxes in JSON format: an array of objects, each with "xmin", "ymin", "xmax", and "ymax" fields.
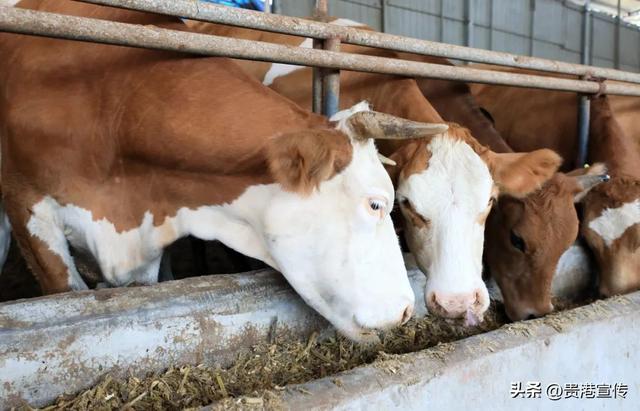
[
  {"xmin": 267, "ymin": 129, "xmax": 353, "ymax": 195},
  {"xmin": 488, "ymin": 149, "xmax": 562, "ymax": 197},
  {"xmin": 566, "ymin": 163, "xmax": 610, "ymax": 202}
]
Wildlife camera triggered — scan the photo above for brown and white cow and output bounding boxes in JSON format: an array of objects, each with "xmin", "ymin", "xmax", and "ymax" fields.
[
  {"xmin": 405, "ymin": 57, "xmax": 608, "ymax": 321},
  {"xmin": 0, "ymin": 1, "xmax": 466, "ymax": 341},
  {"xmin": 582, "ymin": 96, "xmax": 640, "ymax": 296},
  {"xmin": 185, "ymin": 18, "xmax": 563, "ymax": 324},
  {"xmin": 472, "ymin": 72, "xmax": 640, "ymax": 298}
]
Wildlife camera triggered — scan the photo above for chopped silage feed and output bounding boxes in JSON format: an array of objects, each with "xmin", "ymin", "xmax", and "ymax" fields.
[{"xmin": 31, "ymin": 301, "xmax": 508, "ymax": 411}]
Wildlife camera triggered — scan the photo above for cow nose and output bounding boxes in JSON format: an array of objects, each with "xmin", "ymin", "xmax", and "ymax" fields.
[
  {"xmin": 426, "ymin": 289, "xmax": 486, "ymax": 319},
  {"xmin": 401, "ymin": 303, "xmax": 414, "ymax": 325},
  {"xmin": 353, "ymin": 299, "xmax": 415, "ymax": 330},
  {"xmin": 518, "ymin": 303, "xmax": 554, "ymax": 321}
]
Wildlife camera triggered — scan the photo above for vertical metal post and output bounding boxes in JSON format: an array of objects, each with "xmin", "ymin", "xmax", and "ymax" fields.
[
  {"xmin": 439, "ymin": 0, "xmax": 444, "ymax": 42},
  {"xmin": 312, "ymin": 0, "xmax": 340, "ymax": 117},
  {"xmin": 311, "ymin": 0, "xmax": 328, "ymax": 114},
  {"xmin": 312, "ymin": 38, "xmax": 323, "ymax": 114},
  {"xmin": 529, "ymin": 0, "xmax": 536, "ymax": 56},
  {"xmin": 323, "ymin": 37, "xmax": 341, "ymax": 116},
  {"xmin": 488, "ymin": 0, "xmax": 494, "ymax": 50},
  {"xmin": 380, "ymin": 0, "xmax": 387, "ymax": 33},
  {"xmin": 576, "ymin": 0, "xmax": 591, "ymax": 168},
  {"xmin": 466, "ymin": 0, "xmax": 474, "ymax": 49},
  {"xmin": 615, "ymin": 0, "xmax": 621, "ymax": 69}
]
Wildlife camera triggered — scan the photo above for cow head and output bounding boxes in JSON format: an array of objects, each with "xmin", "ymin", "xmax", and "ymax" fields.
[
  {"xmin": 484, "ymin": 166, "xmax": 608, "ymax": 321},
  {"xmin": 390, "ymin": 125, "xmax": 562, "ymax": 325},
  {"xmin": 580, "ymin": 96, "xmax": 640, "ymax": 298},
  {"xmin": 580, "ymin": 174, "xmax": 640, "ymax": 297},
  {"xmin": 262, "ymin": 102, "xmax": 448, "ymax": 341}
]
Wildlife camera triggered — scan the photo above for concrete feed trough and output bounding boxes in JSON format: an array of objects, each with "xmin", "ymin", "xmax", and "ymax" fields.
[
  {"xmin": 0, "ymin": 250, "xmax": 634, "ymax": 410},
  {"xmin": 253, "ymin": 293, "xmax": 639, "ymax": 411}
]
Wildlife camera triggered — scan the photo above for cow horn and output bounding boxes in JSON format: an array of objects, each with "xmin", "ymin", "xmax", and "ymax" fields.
[
  {"xmin": 378, "ymin": 153, "xmax": 397, "ymax": 166},
  {"xmin": 574, "ymin": 173, "xmax": 610, "ymax": 202},
  {"xmin": 576, "ymin": 173, "xmax": 610, "ymax": 189},
  {"xmin": 346, "ymin": 111, "xmax": 448, "ymax": 140}
]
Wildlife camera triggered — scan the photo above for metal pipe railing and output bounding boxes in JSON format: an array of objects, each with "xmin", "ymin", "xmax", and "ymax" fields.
[
  {"xmin": 312, "ymin": 0, "xmax": 340, "ymax": 117},
  {"xmin": 77, "ymin": 0, "xmax": 640, "ymax": 85},
  {"xmin": 2, "ymin": 7, "xmax": 640, "ymax": 97},
  {"xmin": 577, "ymin": 0, "xmax": 593, "ymax": 168}
]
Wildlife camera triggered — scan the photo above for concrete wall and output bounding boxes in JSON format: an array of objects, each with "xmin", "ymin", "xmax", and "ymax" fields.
[{"xmin": 275, "ymin": 0, "xmax": 640, "ymax": 72}]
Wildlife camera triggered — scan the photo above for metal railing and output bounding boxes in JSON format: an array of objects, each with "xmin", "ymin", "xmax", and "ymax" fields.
[
  {"xmin": 2, "ymin": 5, "xmax": 640, "ymax": 100},
  {"xmin": 1, "ymin": 0, "xmax": 639, "ymax": 164},
  {"xmin": 75, "ymin": 0, "xmax": 640, "ymax": 84}
]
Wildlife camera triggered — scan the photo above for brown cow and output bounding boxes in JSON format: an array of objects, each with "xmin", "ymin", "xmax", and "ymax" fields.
[
  {"xmin": 0, "ymin": 1, "xmax": 470, "ymax": 341},
  {"xmin": 185, "ymin": 18, "xmax": 564, "ymax": 324},
  {"xmin": 472, "ymin": 71, "xmax": 640, "ymax": 298}
]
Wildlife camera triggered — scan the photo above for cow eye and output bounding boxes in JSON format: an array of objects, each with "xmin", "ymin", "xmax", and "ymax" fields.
[
  {"xmin": 510, "ymin": 230, "xmax": 526, "ymax": 252},
  {"xmin": 366, "ymin": 197, "xmax": 387, "ymax": 217}
]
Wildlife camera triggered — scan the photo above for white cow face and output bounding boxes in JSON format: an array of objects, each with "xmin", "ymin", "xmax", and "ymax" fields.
[
  {"xmin": 258, "ymin": 103, "xmax": 449, "ymax": 341},
  {"xmin": 393, "ymin": 125, "xmax": 562, "ymax": 325},
  {"xmin": 264, "ymin": 138, "xmax": 411, "ymax": 341}
]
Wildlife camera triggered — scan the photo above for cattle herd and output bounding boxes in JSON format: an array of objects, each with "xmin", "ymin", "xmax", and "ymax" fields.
[{"xmin": 0, "ymin": 1, "xmax": 638, "ymax": 343}]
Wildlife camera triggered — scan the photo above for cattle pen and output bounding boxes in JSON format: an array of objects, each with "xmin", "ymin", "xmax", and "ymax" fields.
[{"xmin": 1, "ymin": 0, "xmax": 640, "ymax": 409}]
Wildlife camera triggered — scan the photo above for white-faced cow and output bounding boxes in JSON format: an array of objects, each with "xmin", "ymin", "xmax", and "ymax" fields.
[
  {"xmin": 471, "ymin": 71, "xmax": 639, "ymax": 299},
  {"xmin": 186, "ymin": 19, "xmax": 574, "ymax": 324},
  {"xmin": 0, "ymin": 1, "xmax": 465, "ymax": 341}
]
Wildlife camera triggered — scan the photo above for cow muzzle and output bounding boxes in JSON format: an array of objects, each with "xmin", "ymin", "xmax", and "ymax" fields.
[{"xmin": 426, "ymin": 288, "xmax": 488, "ymax": 326}]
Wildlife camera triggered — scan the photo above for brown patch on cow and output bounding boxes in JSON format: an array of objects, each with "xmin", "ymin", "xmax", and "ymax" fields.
[
  {"xmin": 444, "ymin": 123, "xmax": 491, "ymax": 157},
  {"xmin": 477, "ymin": 187, "xmax": 499, "ymax": 225},
  {"xmin": 267, "ymin": 129, "xmax": 353, "ymax": 196},
  {"xmin": 399, "ymin": 199, "xmax": 431, "ymax": 229},
  {"xmin": 383, "ymin": 140, "xmax": 432, "ymax": 186}
]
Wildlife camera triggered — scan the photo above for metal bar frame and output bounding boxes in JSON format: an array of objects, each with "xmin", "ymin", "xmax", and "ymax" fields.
[
  {"xmin": 2, "ymin": 7, "xmax": 640, "ymax": 97},
  {"xmin": 73, "ymin": 0, "xmax": 640, "ymax": 84},
  {"xmin": 312, "ymin": 0, "xmax": 340, "ymax": 117},
  {"xmin": 2, "ymin": 0, "xmax": 640, "ymax": 166}
]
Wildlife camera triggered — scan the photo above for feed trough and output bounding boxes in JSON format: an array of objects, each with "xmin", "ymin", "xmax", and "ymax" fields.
[{"xmin": 1, "ymin": 248, "xmax": 624, "ymax": 410}]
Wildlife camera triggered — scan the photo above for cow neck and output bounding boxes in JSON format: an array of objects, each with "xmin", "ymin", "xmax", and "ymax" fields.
[
  {"xmin": 423, "ymin": 80, "xmax": 513, "ymax": 154},
  {"xmin": 401, "ymin": 53, "xmax": 514, "ymax": 154},
  {"xmin": 5, "ymin": 1, "xmax": 334, "ymax": 234}
]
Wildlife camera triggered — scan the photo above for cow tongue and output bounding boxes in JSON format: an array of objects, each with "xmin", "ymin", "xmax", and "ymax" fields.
[{"xmin": 464, "ymin": 308, "xmax": 483, "ymax": 327}]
